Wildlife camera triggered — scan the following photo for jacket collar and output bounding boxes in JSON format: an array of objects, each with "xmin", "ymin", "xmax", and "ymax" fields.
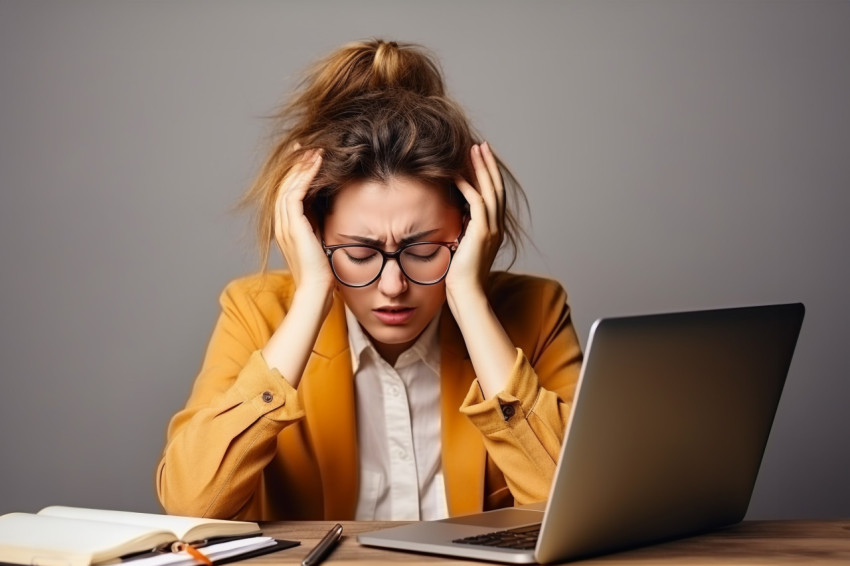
[
  {"xmin": 300, "ymin": 291, "xmax": 358, "ymax": 518},
  {"xmin": 438, "ymin": 303, "xmax": 486, "ymax": 516}
]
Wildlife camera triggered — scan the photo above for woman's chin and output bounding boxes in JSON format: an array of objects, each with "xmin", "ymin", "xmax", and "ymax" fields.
[{"xmin": 368, "ymin": 327, "xmax": 419, "ymax": 348}]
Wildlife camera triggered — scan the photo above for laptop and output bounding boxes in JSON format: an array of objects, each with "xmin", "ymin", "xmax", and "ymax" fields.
[{"xmin": 358, "ymin": 302, "xmax": 805, "ymax": 563}]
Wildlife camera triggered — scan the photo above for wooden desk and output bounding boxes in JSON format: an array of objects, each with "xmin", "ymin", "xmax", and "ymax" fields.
[{"xmin": 258, "ymin": 519, "xmax": 850, "ymax": 565}]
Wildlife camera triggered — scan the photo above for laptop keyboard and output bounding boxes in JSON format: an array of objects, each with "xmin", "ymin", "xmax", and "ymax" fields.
[{"xmin": 452, "ymin": 523, "xmax": 541, "ymax": 550}]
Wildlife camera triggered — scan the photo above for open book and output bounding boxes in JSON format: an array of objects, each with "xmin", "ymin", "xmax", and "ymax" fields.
[{"xmin": 0, "ymin": 506, "xmax": 275, "ymax": 566}]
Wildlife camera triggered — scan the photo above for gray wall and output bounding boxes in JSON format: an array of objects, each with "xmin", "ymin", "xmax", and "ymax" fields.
[{"xmin": 1, "ymin": 1, "xmax": 848, "ymax": 519}]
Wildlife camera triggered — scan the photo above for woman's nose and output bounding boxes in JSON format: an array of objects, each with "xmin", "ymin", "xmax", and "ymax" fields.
[{"xmin": 377, "ymin": 258, "xmax": 408, "ymax": 297}]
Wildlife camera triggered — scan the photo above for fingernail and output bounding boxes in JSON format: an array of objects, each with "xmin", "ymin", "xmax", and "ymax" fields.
[{"xmin": 481, "ymin": 141, "xmax": 490, "ymax": 153}]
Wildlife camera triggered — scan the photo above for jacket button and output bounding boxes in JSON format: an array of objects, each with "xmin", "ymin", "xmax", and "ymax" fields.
[
  {"xmin": 261, "ymin": 391, "xmax": 274, "ymax": 403},
  {"xmin": 500, "ymin": 404, "xmax": 515, "ymax": 421}
]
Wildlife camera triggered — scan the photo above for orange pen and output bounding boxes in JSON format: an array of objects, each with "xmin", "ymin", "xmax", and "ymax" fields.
[{"xmin": 171, "ymin": 541, "xmax": 214, "ymax": 566}]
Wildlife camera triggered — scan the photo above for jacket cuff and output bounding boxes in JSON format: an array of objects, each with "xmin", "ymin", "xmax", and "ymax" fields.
[
  {"xmin": 460, "ymin": 348, "xmax": 541, "ymax": 434},
  {"xmin": 233, "ymin": 350, "xmax": 305, "ymax": 423}
]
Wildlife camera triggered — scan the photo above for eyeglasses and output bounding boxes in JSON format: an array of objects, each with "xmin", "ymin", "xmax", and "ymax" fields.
[{"xmin": 322, "ymin": 240, "xmax": 459, "ymax": 287}]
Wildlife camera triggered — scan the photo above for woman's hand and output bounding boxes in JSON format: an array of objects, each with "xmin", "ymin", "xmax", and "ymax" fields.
[
  {"xmin": 262, "ymin": 148, "xmax": 336, "ymax": 385},
  {"xmin": 445, "ymin": 142, "xmax": 517, "ymax": 398},
  {"xmin": 446, "ymin": 142, "xmax": 506, "ymax": 297},
  {"xmin": 273, "ymin": 149, "xmax": 334, "ymax": 295}
]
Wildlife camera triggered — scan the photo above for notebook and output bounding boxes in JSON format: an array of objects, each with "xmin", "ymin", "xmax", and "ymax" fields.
[{"xmin": 358, "ymin": 302, "xmax": 805, "ymax": 564}]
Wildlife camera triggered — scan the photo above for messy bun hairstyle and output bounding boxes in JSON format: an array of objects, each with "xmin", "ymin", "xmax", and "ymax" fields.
[{"xmin": 241, "ymin": 39, "xmax": 529, "ymax": 269}]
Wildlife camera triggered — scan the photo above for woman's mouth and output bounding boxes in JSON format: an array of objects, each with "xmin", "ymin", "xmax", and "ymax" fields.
[{"xmin": 372, "ymin": 306, "xmax": 416, "ymax": 325}]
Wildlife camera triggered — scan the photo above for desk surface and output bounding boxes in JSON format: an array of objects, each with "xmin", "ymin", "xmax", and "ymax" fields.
[{"xmin": 258, "ymin": 519, "xmax": 850, "ymax": 565}]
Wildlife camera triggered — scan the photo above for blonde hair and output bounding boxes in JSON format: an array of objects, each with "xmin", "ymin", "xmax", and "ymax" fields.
[{"xmin": 240, "ymin": 39, "xmax": 529, "ymax": 269}]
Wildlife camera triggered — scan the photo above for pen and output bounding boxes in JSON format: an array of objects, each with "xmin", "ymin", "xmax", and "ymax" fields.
[
  {"xmin": 171, "ymin": 542, "xmax": 213, "ymax": 566},
  {"xmin": 302, "ymin": 523, "xmax": 343, "ymax": 566}
]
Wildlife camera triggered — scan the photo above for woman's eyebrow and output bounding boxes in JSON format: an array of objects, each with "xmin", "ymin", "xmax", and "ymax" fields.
[
  {"xmin": 399, "ymin": 230, "xmax": 439, "ymax": 245},
  {"xmin": 338, "ymin": 229, "xmax": 439, "ymax": 247}
]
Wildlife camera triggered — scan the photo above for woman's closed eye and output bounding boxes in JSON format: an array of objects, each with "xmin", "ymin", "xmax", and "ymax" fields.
[
  {"xmin": 404, "ymin": 244, "xmax": 442, "ymax": 262},
  {"xmin": 343, "ymin": 248, "xmax": 380, "ymax": 264}
]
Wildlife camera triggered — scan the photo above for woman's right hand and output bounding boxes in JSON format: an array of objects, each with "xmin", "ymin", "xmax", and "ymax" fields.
[
  {"xmin": 262, "ymin": 148, "xmax": 335, "ymax": 384},
  {"xmin": 273, "ymin": 149, "xmax": 334, "ymax": 296}
]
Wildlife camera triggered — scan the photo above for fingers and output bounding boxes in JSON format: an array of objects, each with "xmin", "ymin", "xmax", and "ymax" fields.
[
  {"xmin": 454, "ymin": 174, "xmax": 486, "ymax": 233},
  {"xmin": 275, "ymin": 150, "xmax": 320, "ymax": 217},
  {"xmin": 273, "ymin": 149, "xmax": 323, "ymax": 264},
  {"xmin": 462, "ymin": 142, "xmax": 506, "ymax": 238},
  {"xmin": 480, "ymin": 142, "xmax": 506, "ymax": 233},
  {"xmin": 283, "ymin": 150, "xmax": 322, "ymax": 231},
  {"xmin": 470, "ymin": 145, "xmax": 496, "ymax": 234}
]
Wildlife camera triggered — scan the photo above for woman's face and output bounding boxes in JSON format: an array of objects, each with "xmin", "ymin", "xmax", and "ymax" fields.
[{"xmin": 322, "ymin": 176, "xmax": 464, "ymax": 363}]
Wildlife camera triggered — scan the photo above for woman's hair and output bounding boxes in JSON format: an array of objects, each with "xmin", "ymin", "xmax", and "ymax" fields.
[{"xmin": 240, "ymin": 38, "xmax": 529, "ymax": 269}]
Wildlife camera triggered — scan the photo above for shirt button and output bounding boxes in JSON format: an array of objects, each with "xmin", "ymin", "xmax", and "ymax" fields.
[
  {"xmin": 500, "ymin": 404, "xmax": 515, "ymax": 421},
  {"xmin": 389, "ymin": 386, "xmax": 400, "ymax": 397},
  {"xmin": 261, "ymin": 391, "xmax": 274, "ymax": 403}
]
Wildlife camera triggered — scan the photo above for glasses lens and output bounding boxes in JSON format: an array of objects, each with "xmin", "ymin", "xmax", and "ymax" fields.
[
  {"xmin": 400, "ymin": 243, "xmax": 452, "ymax": 284},
  {"xmin": 330, "ymin": 246, "xmax": 383, "ymax": 286}
]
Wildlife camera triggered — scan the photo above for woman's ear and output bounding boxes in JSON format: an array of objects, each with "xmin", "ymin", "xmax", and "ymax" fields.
[
  {"xmin": 447, "ymin": 182, "xmax": 470, "ymax": 239},
  {"xmin": 310, "ymin": 215, "xmax": 324, "ymax": 239},
  {"xmin": 459, "ymin": 209, "xmax": 470, "ymax": 240}
]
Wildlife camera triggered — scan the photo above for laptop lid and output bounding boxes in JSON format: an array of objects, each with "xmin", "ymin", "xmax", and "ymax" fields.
[{"xmin": 358, "ymin": 303, "xmax": 805, "ymax": 564}]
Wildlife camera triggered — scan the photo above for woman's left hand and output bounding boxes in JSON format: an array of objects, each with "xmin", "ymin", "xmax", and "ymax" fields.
[
  {"xmin": 446, "ymin": 142, "xmax": 518, "ymax": 399},
  {"xmin": 446, "ymin": 142, "xmax": 506, "ymax": 296}
]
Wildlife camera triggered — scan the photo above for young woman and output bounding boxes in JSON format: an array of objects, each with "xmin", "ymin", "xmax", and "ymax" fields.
[{"xmin": 156, "ymin": 39, "xmax": 583, "ymax": 521}]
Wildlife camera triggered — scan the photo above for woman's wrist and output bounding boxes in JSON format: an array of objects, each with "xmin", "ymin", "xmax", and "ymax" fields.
[
  {"xmin": 292, "ymin": 275, "xmax": 335, "ymax": 315},
  {"xmin": 448, "ymin": 288, "xmax": 517, "ymax": 399},
  {"xmin": 446, "ymin": 281, "xmax": 492, "ymax": 333},
  {"xmin": 262, "ymin": 277, "xmax": 335, "ymax": 388},
  {"xmin": 445, "ymin": 277, "xmax": 486, "ymax": 307}
]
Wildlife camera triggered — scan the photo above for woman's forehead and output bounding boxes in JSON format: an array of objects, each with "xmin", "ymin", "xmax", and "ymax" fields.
[
  {"xmin": 325, "ymin": 177, "xmax": 461, "ymax": 241},
  {"xmin": 329, "ymin": 177, "xmax": 454, "ymax": 219}
]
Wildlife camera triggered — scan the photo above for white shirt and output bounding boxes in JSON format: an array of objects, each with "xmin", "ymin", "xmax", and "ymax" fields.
[{"xmin": 345, "ymin": 306, "xmax": 449, "ymax": 521}]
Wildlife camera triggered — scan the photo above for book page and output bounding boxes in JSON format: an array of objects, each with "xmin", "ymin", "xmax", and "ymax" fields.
[
  {"xmin": 0, "ymin": 513, "xmax": 175, "ymax": 566},
  {"xmin": 119, "ymin": 537, "xmax": 278, "ymax": 566},
  {"xmin": 38, "ymin": 507, "xmax": 260, "ymax": 542}
]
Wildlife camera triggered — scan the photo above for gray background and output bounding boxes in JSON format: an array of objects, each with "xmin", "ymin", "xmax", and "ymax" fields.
[{"xmin": 1, "ymin": 0, "xmax": 848, "ymax": 519}]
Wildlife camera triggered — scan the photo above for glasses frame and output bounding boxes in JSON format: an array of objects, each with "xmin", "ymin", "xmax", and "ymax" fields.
[{"xmin": 322, "ymin": 239, "xmax": 460, "ymax": 288}]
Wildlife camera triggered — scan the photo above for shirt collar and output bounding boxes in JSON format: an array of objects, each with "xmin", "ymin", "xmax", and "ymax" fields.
[{"xmin": 345, "ymin": 305, "xmax": 441, "ymax": 373}]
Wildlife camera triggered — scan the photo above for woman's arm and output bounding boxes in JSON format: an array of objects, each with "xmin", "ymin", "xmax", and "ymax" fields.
[
  {"xmin": 157, "ymin": 149, "xmax": 335, "ymax": 518},
  {"xmin": 460, "ymin": 276, "xmax": 583, "ymax": 504},
  {"xmin": 262, "ymin": 149, "xmax": 335, "ymax": 387},
  {"xmin": 448, "ymin": 143, "xmax": 583, "ymax": 504},
  {"xmin": 156, "ymin": 277, "xmax": 307, "ymax": 518},
  {"xmin": 447, "ymin": 142, "xmax": 518, "ymax": 398}
]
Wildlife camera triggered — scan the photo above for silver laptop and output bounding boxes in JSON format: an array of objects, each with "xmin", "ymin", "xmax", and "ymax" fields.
[{"xmin": 358, "ymin": 303, "xmax": 805, "ymax": 563}]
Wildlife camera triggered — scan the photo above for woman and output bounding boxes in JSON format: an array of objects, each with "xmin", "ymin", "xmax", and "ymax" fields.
[{"xmin": 156, "ymin": 39, "xmax": 583, "ymax": 521}]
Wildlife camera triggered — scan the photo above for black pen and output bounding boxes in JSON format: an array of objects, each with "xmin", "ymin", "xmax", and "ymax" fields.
[{"xmin": 301, "ymin": 523, "xmax": 343, "ymax": 566}]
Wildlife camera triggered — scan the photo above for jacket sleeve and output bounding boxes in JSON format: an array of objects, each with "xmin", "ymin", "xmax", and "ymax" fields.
[
  {"xmin": 459, "ymin": 277, "xmax": 583, "ymax": 504},
  {"xmin": 156, "ymin": 277, "xmax": 305, "ymax": 518}
]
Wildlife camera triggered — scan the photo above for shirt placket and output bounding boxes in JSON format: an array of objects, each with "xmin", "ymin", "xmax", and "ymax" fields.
[{"xmin": 380, "ymin": 366, "xmax": 420, "ymax": 520}]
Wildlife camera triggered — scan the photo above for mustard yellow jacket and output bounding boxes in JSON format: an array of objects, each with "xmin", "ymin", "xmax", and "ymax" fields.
[{"xmin": 156, "ymin": 271, "xmax": 583, "ymax": 521}]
